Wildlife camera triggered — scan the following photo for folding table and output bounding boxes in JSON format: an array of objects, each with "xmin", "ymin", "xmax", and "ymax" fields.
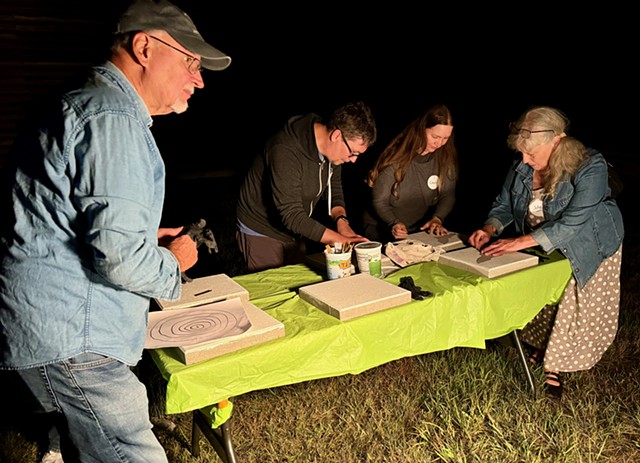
[{"xmin": 149, "ymin": 251, "xmax": 572, "ymax": 462}]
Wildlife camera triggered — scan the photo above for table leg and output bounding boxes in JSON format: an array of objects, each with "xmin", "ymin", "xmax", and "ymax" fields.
[
  {"xmin": 191, "ymin": 409, "xmax": 238, "ymax": 463},
  {"xmin": 191, "ymin": 413, "xmax": 202, "ymax": 458},
  {"xmin": 511, "ymin": 330, "xmax": 536, "ymax": 399}
]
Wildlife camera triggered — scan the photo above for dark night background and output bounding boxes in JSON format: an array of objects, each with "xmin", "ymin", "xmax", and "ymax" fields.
[
  {"xmin": 1, "ymin": 2, "xmax": 638, "ymax": 268},
  {"xmin": 152, "ymin": 3, "xmax": 639, "ymax": 245}
]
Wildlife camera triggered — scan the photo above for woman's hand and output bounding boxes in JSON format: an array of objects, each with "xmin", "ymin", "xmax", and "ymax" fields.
[
  {"xmin": 421, "ymin": 217, "xmax": 448, "ymax": 236},
  {"xmin": 468, "ymin": 227, "xmax": 493, "ymax": 250},
  {"xmin": 391, "ymin": 222, "xmax": 408, "ymax": 239},
  {"xmin": 481, "ymin": 235, "xmax": 537, "ymax": 257}
]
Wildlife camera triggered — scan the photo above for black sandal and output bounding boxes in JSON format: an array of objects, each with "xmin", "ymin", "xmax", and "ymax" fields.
[
  {"xmin": 528, "ymin": 348, "xmax": 544, "ymax": 369},
  {"xmin": 544, "ymin": 371, "xmax": 563, "ymax": 398}
]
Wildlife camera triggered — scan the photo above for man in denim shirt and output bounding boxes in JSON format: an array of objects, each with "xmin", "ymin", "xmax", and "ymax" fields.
[{"xmin": 0, "ymin": 0, "xmax": 231, "ymax": 461}]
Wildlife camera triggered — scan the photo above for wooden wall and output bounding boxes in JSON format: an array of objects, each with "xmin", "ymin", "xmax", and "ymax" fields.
[{"xmin": 0, "ymin": 1, "xmax": 127, "ymax": 168}]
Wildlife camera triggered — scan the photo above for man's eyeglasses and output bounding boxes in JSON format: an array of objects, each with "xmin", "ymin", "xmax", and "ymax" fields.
[
  {"xmin": 337, "ymin": 128, "xmax": 359, "ymax": 158},
  {"xmin": 148, "ymin": 35, "xmax": 202, "ymax": 74},
  {"xmin": 509, "ymin": 123, "xmax": 555, "ymax": 139}
]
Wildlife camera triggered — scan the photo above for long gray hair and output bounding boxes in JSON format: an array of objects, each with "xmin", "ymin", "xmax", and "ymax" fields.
[{"xmin": 507, "ymin": 106, "xmax": 587, "ymax": 198}]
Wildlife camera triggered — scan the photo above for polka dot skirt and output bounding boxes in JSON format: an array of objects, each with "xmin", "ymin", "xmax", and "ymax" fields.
[{"xmin": 520, "ymin": 245, "xmax": 622, "ymax": 372}]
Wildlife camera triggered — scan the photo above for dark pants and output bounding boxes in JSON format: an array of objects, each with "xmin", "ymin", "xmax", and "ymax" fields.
[{"xmin": 236, "ymin": 230, "xmax": 306, "ymax": 272}]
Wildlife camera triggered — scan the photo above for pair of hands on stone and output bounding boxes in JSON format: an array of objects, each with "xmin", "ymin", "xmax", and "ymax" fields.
[{"xmin": 391, "ymin": 217, "xmax": 448, "ymax": 240}]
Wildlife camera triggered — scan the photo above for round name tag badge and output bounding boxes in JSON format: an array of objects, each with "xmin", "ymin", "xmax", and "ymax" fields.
[
  {"xmin": 427, "ymin": 175, "xmax": 439, "ymax": 190},
  {"xmin": 529, "ymin": 198, "xmax": 543, "ymax": 215}
]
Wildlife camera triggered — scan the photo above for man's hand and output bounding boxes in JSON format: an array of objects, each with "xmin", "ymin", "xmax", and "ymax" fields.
[
  {"xmin": 157, "ymin": 226, "xmax": 183, "ymax": 247},
  {"xmin": 158, "ymin": 228, "xmax": 198, "ymax": 272},
  {"xmin": 321, "ymin": 227, "xmax": 369, "ymax": 246},
  {"xmin": 182, "ymin": 218, "xmax": 218, "ymax": 254},
  {"xmin": 336, "ymin": 219, "xmax": 358, "ymax": 238}
]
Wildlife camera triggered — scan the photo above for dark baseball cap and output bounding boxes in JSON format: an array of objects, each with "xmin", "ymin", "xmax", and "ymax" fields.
[{"xmin": 115, "ymin": 0, "xmax": 231, "ymax": 71}]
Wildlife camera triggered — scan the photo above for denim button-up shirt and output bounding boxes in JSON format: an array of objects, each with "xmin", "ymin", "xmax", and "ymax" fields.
[
  {"xmin": 484, "ymin": 148, "xmax": 624, "ymax": 288},
  {"xmin": 0, "ymin": 61, "xmax": 182, "ymax": 369}
]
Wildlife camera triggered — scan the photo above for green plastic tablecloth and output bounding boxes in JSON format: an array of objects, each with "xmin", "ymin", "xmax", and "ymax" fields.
[{"xmin": 150, "ymin": 251, "xmax": 571, "ymax": 415}]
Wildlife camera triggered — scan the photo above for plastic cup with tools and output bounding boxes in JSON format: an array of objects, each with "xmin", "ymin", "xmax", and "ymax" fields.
[
  {"xmin": 354, "ymin": 241, "xmax": 383, "ymax": 278},
  {"xmin": 324, "ymin": 246, "xmax": 353, "ymax": 280}
]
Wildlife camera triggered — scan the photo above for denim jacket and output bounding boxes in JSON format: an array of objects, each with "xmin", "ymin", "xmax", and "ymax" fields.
[
  {"xmin": 485, "ymin": 148, "xmax": 624, "ymax": 288},
  {"xmin": 0, "ymin": 62, "xmax": 182, "ymax": 369}
]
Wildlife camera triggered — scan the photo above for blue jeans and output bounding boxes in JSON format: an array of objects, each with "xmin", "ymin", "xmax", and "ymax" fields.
[{"xmin": 16, "ymin": 353, "xmax": 167, "ymax": 462}]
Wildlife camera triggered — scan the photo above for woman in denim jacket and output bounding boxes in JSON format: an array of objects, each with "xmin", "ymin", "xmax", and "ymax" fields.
[{"xmin": 469, "ymin": 106, "xmax": 624, "ymax": 397}]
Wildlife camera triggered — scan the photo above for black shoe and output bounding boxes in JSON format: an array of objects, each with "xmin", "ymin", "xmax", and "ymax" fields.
[
  {"xmin": 527, "ymin": 348, "xmax": 544, "ymax": 369},
  {"xmin": 544, "ymin": 371, "xmax": 563, "ymax": 398}
]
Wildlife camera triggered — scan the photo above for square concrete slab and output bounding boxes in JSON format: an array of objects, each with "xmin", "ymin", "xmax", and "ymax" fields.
[
  {"xmin": 173, "ymin": 298, "xmax": 284, "ymax": 365},
  {"xmin": 438, "ymin": 247, "xmax": 539, "ymax": 278},
  {"xmin": 402, "ymin": 231, "xmax": 466, "ymax": 251},
  {"xmin": 298, "ymin": 273, "xmax": 412, "ymax": 321},
  {"xmin": 156, "ymin": 274, "xmax": 249, "ymax": 310}
]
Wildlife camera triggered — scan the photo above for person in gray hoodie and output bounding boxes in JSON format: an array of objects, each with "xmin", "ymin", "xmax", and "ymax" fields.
[{"xmin": 237, "ymin": 101, "xmax": 377, "ymax": 272}]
